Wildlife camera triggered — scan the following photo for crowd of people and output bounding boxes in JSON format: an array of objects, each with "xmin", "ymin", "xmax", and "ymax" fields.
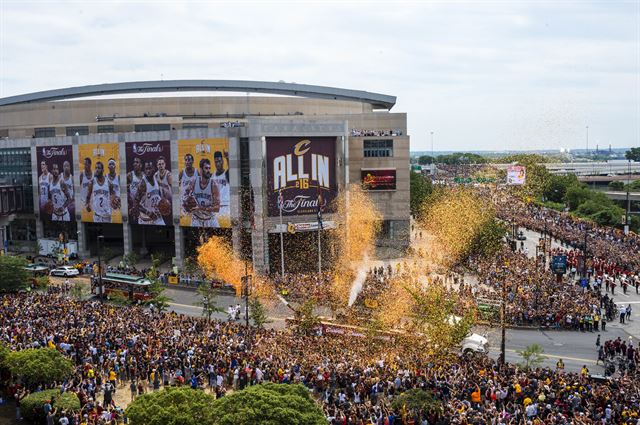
[
  {"xmin": 1, "ymin": 292, "xmax": 639, "ymax": 424},
  {"xmin": 495, "ymin": 192, "xmax": 640, "ymax": 273}
]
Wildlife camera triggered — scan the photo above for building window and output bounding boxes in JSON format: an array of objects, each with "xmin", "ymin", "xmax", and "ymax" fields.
[
  {"xmin": 97, "ymin": 125, "xmax": 115, "ymax": 134},
  {"xmin": 364, "ymin": 140, "xmax": 393, "ymax": 158},
  {"xmin": 34, "ymin": 127, "xmax": 56, "ymax": 138},
  {"xmin": 66, "ymin": 126, "xmax": 89, "ymax": 136},
  {"xmin": 134, "ymin": 124, "xmax": 170, "ymax": 132},
  {"xmin": 182, "ymin": 123, "xmax": 208, "ymax": 129}
]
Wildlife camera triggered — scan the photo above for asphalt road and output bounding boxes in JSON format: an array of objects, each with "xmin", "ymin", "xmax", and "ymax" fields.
[
  {"xmin": 54, "ymin": 274, "xmax": 638, "ymax": 374},
  {"xmin": 163, "ymin": 286, "xmax": 636, "ymax": 373}
]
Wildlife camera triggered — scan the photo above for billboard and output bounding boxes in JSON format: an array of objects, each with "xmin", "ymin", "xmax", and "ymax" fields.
[
  {"xmin": 507, "ymin": 165, "xmax": 526, "ymax": 185},
  {"xmin": 78, "ymin": 143, "xmax": 122, "ymax": 223},
  {"xmin": 177, "ymin": 138, "xmax": 230, "ymax": 228},
  {"xmin": 125, "ymin": 141, "xmax": 172, "ymax": 226},
  {"xmin": 266, "ymin": 137, "xmax": 336, "ymax": 216},
  {"xmin": 36, "ymin": 145, "xmax": 74, "ymax": 221},
  {"xmin": 551, "ymin": 255, "xmax": 568, "ymax": 274},
  {"xmin": 361, "ymin": 169, "xmax": 396, "ymax": 191}
]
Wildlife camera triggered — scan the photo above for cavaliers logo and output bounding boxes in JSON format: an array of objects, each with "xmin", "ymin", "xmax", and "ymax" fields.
[{"xmin": 293, "ymin": 140, "xmax": 311, "ymax": 156}]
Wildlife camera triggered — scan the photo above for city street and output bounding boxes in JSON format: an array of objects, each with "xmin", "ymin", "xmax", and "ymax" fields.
[{"xmin": 163, "ymin": 285, "xmax": 637, "ymax": 373}]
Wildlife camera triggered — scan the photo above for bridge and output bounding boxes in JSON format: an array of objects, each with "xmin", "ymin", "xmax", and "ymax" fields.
[
  {"xmin": 602, "ymin": 191, "xmax": 640, "ymax": 201},
  {"xmin": 492, "ymin": 162, "xmax": 640, "ymax": 177}
]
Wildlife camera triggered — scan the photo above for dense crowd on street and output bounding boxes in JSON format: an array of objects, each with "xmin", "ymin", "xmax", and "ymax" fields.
[
  {"xmin": 1, "ymin": 292, "xmax": 640, "ymax": 424},
  {"xmin": 495, "ymin": 192, "xmax": 640, "ymax": 273},
  {"xmin": 466, "ymin": 246, "xmax": 620, "ymax": 329}
]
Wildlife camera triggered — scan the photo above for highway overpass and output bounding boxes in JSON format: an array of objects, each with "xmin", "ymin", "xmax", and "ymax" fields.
[{"xmin": 492, "ymin": 161, "xmax": 640, "ymax": 176}]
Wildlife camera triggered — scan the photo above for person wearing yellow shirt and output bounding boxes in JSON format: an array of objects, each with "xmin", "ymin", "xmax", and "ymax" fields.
[
  {"xmin": 514, "ymin": 382, "xmax": 522, "ymax": 396},
  {"xmin": 108, "ymin": 370, "xmax": 117, "ymax": 388},
  {"xmin": 523, "ymin": 396, "xmax": 532, "ymax": 407},
  {"xmin": 471, "ymin": 385, "xmax": 481, "ymax": 406},
  {"xmin": 581, "ymin": 365, "xmax": 589, "ymax": 376}
]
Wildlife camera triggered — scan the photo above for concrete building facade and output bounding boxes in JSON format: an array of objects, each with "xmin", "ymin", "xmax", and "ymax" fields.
[{"xmin": 0, "ymin": 81, "xmax": 409, "ymax": 273}]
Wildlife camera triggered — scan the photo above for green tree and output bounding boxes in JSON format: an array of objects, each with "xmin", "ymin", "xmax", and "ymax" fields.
[
  {"xmin": 21, "ymin": 389, "xmax": 80, "ymax": 423},
  {"xmin": 410, "ymin": 172, "xmax": 433, "ymax": 217},
  {"xmin": 144, "ymin": 264, "xmax": 172, "ymax": 312},
  {"xmin": 564, "ymin": 183, "xmax": 593, "ymax": 211},
  {"xmin": 417, "ymin": 155, "xmax": 435, "ymax": 165},
  {"xmin": 436, "ymin": 153, "xmax": 487, "ymax": 165},
  {"xmin": 33, "ymin": 275, "xmax": 51, "ymax": 290},
  {"xmin": 5, "ymin": 348, "xmax": 74, "ymax": 388},
  {"xmin": 122, "ymin": 252, "xmax": 139, "ymax": 268},
  {"xmin": 391, "ymin": 388, "xmax": 442, "ymax": 418},
  {"xmin": 545, "ymin": 174, "xmax": 579, "ymax": 203},
  {"xmin": 496, "ymin": 153, "xmax": 550, "ymax": 164},
  {"xmin": 249, "ymin": 297, "xmax": 272, "ymax": 329},
  {"xmin": 0, "ymin": 255, "xmax": 29, "ymax": 292},
  {"xmin": 0, "ymin": 341, "xmax": 9, "ymax": 367},
  {"xmin": 209, "ymin": 383, "xmax": 326, "ymax": 425},
  {"xmin": 125, "ymin": 387, "xmax": 217, "ymax": 425},
  {"xmin": 609, "ymin": 181, "xmax": 625, "ymax": 191},
  {"xmin": 295, "ymin": 299, "xmax": 320, "ymax": 336},
  {"xmin": 196, "ymin": 284, "xmax": 223, "ymax": 322},
  {"xmin": 626, "ymin": 180, "xmax": 640, "ymax": 191},
  {"xmin": 625, "ymin": 147, "xmax": 640, "ymax": 162},
  {"xmin": 470, "ymin": 218, "xmax": 506, "ymax": 258},
  {"xmin": 70, "ymin": 280, "xmax": 87, "ymax": 301},
  {"xmin": 406, "ymin": 283, "xmax": 475, "ymax": 357},
  {"xmin": 517, "ymin": 343, "xmax": 546, "ymax": 370}
]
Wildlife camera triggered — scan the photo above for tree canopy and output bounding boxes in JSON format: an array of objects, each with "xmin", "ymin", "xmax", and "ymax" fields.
[
  {"xmin": 5, "ymin": 348, "xmax": 74, "ymax": 388},
  {"xmin": 209, "ymin": 383, "xmax": 326, "ymax": 425},
  {"xmin": 563, "ymin": 183, "xmax": 625, "ymax": 227},
  {"xmin": 125, "ymin": 387, "xmax": 217, "ymax": 425},
  {"xmin": 417, "ymin": 155, "xmax": 435, "ymax": 165},
  {"xmin": 125, "ymin": 384, "xmax": 326, "ymax": 425},
  {"xmin": 391, "ymin": 388, "xmax": 442, "ymax": 417},
  {"xmin": 625, "ymin": 147, "xmax": 640, "ymax": 162},
  {"xmin": 409, "ymin": 172, "xmax": 433, "ymax": 218},
  {"xmin": 0, "ymin": 255, "xmax": 30, "ymax": 292},
  {"xmin": 21, "ymin": 388, "xmax": 80, "ymax": 423},
  {"xmin": 435, "ymin": 152, "xmax": 487, "ymax": 164}
]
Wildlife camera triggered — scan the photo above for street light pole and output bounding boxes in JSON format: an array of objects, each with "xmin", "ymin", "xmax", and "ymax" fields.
[
  {"xmin": 586, "ymin": 125, "xmax": 589, "ymax": 156},
  {"xmin": 625, "ymin": 159, "xmax": 631, "ymax": 235},
  {"xmin": 97, "ymin": 235, "xmax": 104, "ymax": 300},
  {"xmin": 243, "ymin": 260, "xmax": 251, "ymax": 328},
  {"xmin": 500, "ymin": 264, "xmax": 507, "ymax": 366},
  {"xmin": 430, "ymin": 131, "xmax": 434, "ymax": 161}
]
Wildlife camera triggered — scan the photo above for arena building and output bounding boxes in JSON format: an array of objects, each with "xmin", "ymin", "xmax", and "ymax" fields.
[{"xmin": 0, "ymin": 80, "xmax": 409, "ymax": 273}]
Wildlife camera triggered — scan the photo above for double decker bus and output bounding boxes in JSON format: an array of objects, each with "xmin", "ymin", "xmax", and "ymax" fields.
[{"xmin": 93, "ymin": 273, "xmax": 152, "ymax": 302}]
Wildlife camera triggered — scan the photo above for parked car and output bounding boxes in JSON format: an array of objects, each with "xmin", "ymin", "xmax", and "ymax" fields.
[
  {"xmin": 516, "ymin": 231, "xmax": 527, "ymax": 241},
  {"xmin": 50, "ymin": 266, "xmax": 80, "ymax": 277}
]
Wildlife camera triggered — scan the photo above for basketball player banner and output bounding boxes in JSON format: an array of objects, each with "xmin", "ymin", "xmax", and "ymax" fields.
[
  {"xmin": 36, "ymin": 145, "xmax": 75, "ymax": 222},
  {"xmin": 266, "ymin": 137, "xmax": 336, "ymax": 217},
  {"xmin": 78, "ymin": 143, "xmax": 122, "ymax": 223},
  {"xmin": 125, "ymin": 141, "xmax": 172, "ymax": 226},
  {"xmin": 177, "ymin": 138, "xmax": 230, "ymax": 228}
]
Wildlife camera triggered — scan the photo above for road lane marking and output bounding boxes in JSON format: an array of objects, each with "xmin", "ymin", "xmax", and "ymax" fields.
[
  {"xmin": 168, "ymin": 302, "xmax": 287, "ymax": 322},
  {"xmin": 505, "ymin": 349, "xmax": 598, "ymax": 365}
]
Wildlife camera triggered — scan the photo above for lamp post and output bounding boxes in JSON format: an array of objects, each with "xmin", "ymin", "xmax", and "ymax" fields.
[
  {"xmin": 500, "ymin": 263, "xmax": 508, "ymax": 366},
  {"xmin": 97, "ymin": 235, "xmax": 104, "ymax": 300},
  {"xmin": 625, "ymin": 159, "xmax": 631, "ymax": 235},
  {"xmin": 242, "ymin": 261, "xmax": 252, "ymax": 329}
]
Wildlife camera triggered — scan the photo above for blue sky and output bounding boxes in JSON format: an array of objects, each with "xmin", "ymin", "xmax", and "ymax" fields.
[{"xmin": 0, "ymin": 1, "xmax": 638, "ymax": 151}]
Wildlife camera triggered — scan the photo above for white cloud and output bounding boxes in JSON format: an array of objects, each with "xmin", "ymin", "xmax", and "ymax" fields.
[{"xmin": 0, "ymin": 0, "xmax": 637, "ymax": 151}]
